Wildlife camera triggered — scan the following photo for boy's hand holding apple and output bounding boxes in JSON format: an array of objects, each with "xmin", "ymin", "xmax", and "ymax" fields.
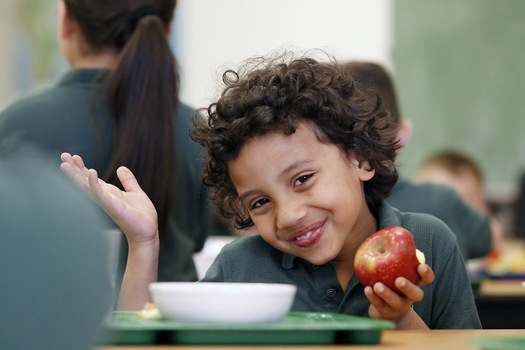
[{"xmin": 354, "ymin": 227, "xmax": 435, "ymax": 326}]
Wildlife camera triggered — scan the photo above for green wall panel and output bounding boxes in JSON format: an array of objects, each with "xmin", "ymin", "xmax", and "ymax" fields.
[{"xmin": 393, "ymin": 0, "xmax": 525, "ymax": 197}]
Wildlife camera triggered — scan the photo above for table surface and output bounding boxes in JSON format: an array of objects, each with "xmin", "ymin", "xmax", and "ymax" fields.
[
  {"xmin": 97, "ymin": 329, "xmax": 525, "ymax": 350},
  {"xmin": 479, "ymin": 278, "xmax": 525, "ymax": 296}
]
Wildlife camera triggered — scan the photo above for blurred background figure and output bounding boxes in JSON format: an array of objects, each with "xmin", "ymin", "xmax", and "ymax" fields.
[
  {"xmin": 514, "ymin": 171, "xmax": 525, "ymax": 240},
  {"xmin": 0, "ymin": 0, "xmax": 220, "ymax": 285},
  {"xmin": 415, "ymin": 150, "xmax": 504, "ymax": 255},
  {"xmin": 415, "ymin": 150, "xmax": 525, "ymax": 276},
  {"xmin": 502, "ymin": 171, "xmax": 525, "ymax": 275},
  {"xmin": 342, "ymin": 61, "xmax": 493, "ymax": 262},
  {"xmin": 416, "ymin": 151, "xmax": 493, "ymax": 214},
  {"xmin": 0, "ymin": 141, "xmax": 111, "ymax": 350}
]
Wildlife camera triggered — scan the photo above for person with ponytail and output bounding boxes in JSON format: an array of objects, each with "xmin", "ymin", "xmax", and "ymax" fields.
[{"xmin": 0, "ymin": 0, "xmax": 214, "ymax": 293}]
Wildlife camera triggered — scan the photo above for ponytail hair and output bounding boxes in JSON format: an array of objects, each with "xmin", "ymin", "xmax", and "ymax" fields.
[{"xmin": 64, "ymin": 0, "xmax": 178, "ymax": 232}]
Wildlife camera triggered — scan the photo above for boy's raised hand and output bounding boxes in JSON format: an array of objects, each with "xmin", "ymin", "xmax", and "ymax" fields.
[
  {"xmin": 61, "ymin": 152, "xmax": 160, "ymax": 310},
  {"xmin": 60, "ymin": 153, "xmax": 159, "ymax": 245},
  {"xmin": 364, "ymin": 263, "xmax": 434, "ymax": 329}
]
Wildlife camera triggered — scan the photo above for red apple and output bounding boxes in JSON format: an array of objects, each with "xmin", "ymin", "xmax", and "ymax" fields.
[{"xmin": 354, "ymin": 226, "xmax": 425, "ymax": 294}]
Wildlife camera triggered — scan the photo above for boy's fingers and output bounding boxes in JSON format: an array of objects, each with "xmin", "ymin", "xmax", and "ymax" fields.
[
  {"xmin": 417, "ymin": 264, "xmax": 435, "ymax": 285},
  {"xmin": 364, "ymin": 285, "xmax": 387, "ymax": 309},
  {"xmin": 60, "ymin": 162, "xmax": 88, "ymax": 190},
  {"xmin": 373, "ymin": 281, "xmax": 413, "ymax": 310},
  {"xmin": 71, "ymin": 154, "xmax": 89, "ymax": 176},
  {"xmin": 60, "ymin": 153, "xmax": 77, "ymax": 172},
  {"xmin": 116, "ymin": 166, "xmax": 143, "ymax": 193},
  {"xmin": 60, "ymin": 152, "xmax": 72, "ymax": 163},
  {"xmin": 72, "ymin": 154, "xmax": 84, "ymax": 167},
  {"xmin": 60, "ymin": 162, "xmax": 74, "ymax": 182},
  {"xmin": 60, "ymin": 153, "xmax": 87, "ymax": 178},
  {"xmin": 395, "ymin": 277, "xmax": 424, "ymax": 302},
  {"xmin": 87, "ymin": 168, "xmax": 102, "ymax": 196}
]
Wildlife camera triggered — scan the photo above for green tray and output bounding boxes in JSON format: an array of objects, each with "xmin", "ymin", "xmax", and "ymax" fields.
[{"xmin": 102, "ymin": 311, "xmax": 395, "ymax": 345}]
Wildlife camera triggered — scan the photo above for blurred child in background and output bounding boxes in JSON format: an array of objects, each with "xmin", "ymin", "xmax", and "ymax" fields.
[{"xmin": 415, "ymin": 150, "xmax": 506, "ymax": 270}]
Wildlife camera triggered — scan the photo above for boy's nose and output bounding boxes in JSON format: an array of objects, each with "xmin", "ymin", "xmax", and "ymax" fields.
[{"xmin": 275, "ymin": 200, "xmax": 307, "ymax": 230}]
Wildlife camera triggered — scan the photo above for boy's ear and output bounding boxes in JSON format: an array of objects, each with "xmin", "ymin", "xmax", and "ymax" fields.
[
  {"xmin": 396, "ymin": 119, "xmax": 413, "ymax": 152},
  {"xmin": 356, "ymin": 159, "xmax": 375, "ymax": 181}
]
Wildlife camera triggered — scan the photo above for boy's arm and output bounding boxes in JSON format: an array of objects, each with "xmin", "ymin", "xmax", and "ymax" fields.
[
  {"xmin": 60, "ymin": 153, "xmax": 159, "ymax": 310},
  {"xmin": 365, "ymin": 263, "xmax": 434, "ymax": 330},
  {"xmin": 118, "ymin": 236, "xmax": 159, "ymax": 310}
]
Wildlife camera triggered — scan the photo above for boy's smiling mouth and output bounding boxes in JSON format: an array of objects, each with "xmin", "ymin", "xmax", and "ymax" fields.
[
  {"xmin": 289, "ymin": 222, "xmax": 324, "ymax": 248},
  {"xmin": 295, "ymin": 231, "xmax": 314, "ymax": 241}
]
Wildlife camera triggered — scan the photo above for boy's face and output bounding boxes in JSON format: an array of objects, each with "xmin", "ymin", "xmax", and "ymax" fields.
[{"xmin": 228, "ymin": 122, "xmax": 377, "ymax": 266}]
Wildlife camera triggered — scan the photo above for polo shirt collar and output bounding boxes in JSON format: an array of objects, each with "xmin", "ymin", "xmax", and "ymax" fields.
[
  {"xmin": 58, "ymin": 69, "xmax": 110, "ymax": 86},
  {"xmin": 282, "ymin": 252, "xmax": 297, "ymax": 269},
  {"xmin": 377, "ymin": 201, "xmax": 404, "ymax": 229}
]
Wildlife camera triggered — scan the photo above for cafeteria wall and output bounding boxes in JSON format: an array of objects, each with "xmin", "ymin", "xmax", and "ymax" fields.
[
  {"xmin": 0, "ymin": 1, "xmax": 15, "ymax": 104},
  {"xmin": 0, "ymin": 0, "xmax": 66, "ymax": 109},
  {"xmin": 393, "ymin": 0, "xmax": 525, "ymax": 200},
  {"xmin": 170, "ymin": 0, "xmax": 393, "ymax": 109}
]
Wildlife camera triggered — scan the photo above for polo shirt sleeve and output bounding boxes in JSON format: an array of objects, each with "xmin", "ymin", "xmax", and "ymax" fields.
[
  {"xmin": 421, "ymin": 221, "xmax": 482, "ymax": 329},
  {"xmin": 200, "ymin": 247, "xmax": 228, "ymax": 282}
]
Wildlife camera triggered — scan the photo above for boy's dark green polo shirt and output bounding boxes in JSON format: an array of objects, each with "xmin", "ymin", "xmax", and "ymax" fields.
[
  {"xmin": 0, "ymin": 69, "xmax": 213, "ymax": 283},
  {"xmin": 202, "ymin": 203, "xmax": 482, "ymax": 329}
]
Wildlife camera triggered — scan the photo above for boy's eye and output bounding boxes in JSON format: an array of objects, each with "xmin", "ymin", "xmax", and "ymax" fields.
[
  {"xmin": 294, "ymin": 174, "xmax": 313, "ymax": 187},
  {"xmin": 251, "ymin": 197, "xmax": 270, "ymax": 210}
]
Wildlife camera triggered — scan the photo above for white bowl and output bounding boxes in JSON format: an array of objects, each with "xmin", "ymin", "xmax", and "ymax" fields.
[{"xmin": 149, "ymin": 282, "xmax": 297, "ymax": 323}]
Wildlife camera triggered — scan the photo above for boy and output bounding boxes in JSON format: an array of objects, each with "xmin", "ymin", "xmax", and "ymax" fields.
[{"xmin": 61, "ymin": 53, "xmax": 481, "ymax": 329}]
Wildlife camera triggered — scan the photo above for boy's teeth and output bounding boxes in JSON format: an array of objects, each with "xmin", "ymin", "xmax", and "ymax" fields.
[{"xmin": 296, "ymin": 231, "xmax": 313, "ymax": 241}]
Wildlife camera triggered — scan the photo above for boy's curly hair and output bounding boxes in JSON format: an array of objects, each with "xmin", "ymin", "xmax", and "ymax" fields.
[{"xmin": 191, "ymin": 51, "xmax": 399, "ymax": 229}]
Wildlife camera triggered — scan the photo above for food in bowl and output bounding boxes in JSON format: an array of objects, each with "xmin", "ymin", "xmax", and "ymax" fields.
[{"xmin": 149, "ymin": 282, "xmax": 297, "ymax": 323}]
